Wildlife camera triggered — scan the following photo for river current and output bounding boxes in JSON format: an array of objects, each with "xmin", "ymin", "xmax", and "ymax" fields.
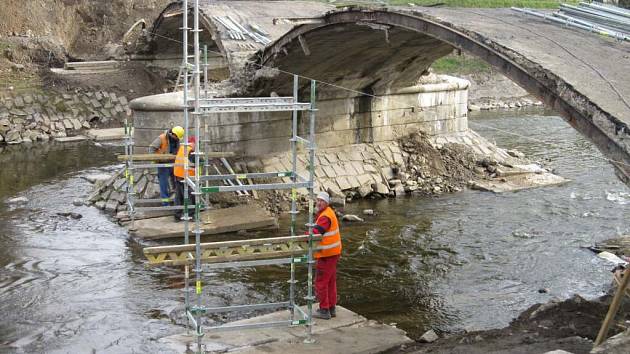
[{"xmin": 0, "ymin": 109, "xmax": 628, "ymax": 353}]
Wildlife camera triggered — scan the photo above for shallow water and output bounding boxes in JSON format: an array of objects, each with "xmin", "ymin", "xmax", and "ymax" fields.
[{"xmin": 0, "ymin": 110, "xmax": 628, "ymax": 352}]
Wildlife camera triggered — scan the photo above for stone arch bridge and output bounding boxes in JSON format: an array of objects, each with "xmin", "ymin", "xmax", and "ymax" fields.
[{"xmin": 145, "ymin": 1, "xmax": 630, "ymax": 185}]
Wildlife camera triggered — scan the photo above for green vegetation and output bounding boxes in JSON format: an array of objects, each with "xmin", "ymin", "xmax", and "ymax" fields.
[
  {"xmin": 330, "ymin": 0, "xmax": 579, "ymax": 9},
  {"xmin": 430, "ymin": 54, "xmax": 492, "ymax": 75},
  {"xmin": 399, "ymin": 0, "xmax": 578, "ymax": 8}
]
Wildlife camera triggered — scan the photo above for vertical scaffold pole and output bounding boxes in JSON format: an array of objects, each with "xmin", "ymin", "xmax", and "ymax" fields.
[
  {"xmin": 181, "ymin": 0, "xmax": 191, "ymax": 337},
  {"xmin": 305, "ymin": 80, "xmax": 317, "ymax": 344},
  {"xmin": 124, "ymin": 118, "xmax": 136, "ymax": 231},
  {"xmin": 193, "ymin": 0, "xmax": 203, "ymax": 353},
  {"xmin": 289, "ymin": 75, "xmax": 299, "ymax": 320},
  {"xmin": 203, "ymin": 45, "xmax": 208, "ymax": 99},
  {"xmin": 203, "ymin": 45, "xmax": 210, "ymax": 211}
]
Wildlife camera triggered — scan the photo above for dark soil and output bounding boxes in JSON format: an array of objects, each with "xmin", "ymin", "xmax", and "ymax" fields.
[{"xmin": 388, "ymin": 294, "xmax": 630, "ymax": 354}]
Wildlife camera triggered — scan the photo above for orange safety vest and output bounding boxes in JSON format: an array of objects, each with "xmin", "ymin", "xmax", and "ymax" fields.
[
  {"xmin": 173, "ymin": 144, "xmax": 195, "ymax": 178},
  {"xmin": 155, "ymin": 132, "xmax": 169, "ymax": 154},
  {"xmin": 314, "ymin": 206, "xmax": 342, "ymax": 259}
]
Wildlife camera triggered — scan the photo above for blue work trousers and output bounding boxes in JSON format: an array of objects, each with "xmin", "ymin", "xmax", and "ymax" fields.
[{"xmin": 157, "ymin": 167, "xmax": 174, "ymax": 206}]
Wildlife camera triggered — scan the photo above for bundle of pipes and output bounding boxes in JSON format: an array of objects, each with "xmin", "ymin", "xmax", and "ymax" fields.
[{"xmin": 512, "ymin": 2, "xmax": 630, "ymax": 42}]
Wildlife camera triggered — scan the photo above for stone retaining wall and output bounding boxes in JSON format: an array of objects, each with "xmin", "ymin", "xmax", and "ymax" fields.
[{"xmin": 0, "ymin": 90, "xmax": 132, "ymax": 144}]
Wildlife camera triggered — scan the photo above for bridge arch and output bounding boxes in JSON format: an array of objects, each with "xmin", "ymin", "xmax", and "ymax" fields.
[{"xmin": 252, "ymin": 8, "xmax": 630, "ymax": 184}]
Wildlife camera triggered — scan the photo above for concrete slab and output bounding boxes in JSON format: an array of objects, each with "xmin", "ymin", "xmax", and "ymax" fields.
[
  {"xmin": 471, "ymin": 172, "xmax": 569, "ymax": 193},
  {"xmin": 130, "ymin": 204, "xmax": 278, "ymax": 239},
  {"xmin": 86, "ymin": 128, "xmax": 126, "ymax": 141},
  {"xmin": 159, "ymin": 305, "xmax": 412, "ymax": 353},
  {"xmin": 54, "ymin": 135, "xmax": 88, "ymax": 142}
]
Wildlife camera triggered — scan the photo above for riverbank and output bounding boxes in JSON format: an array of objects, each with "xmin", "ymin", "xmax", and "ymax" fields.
[
  {"xmin": 431, "ymin": 54, "xmax": 544, "ymax": 112},
  {"xmin": 390, "ymin": 293, "xmax": 630, "ymax": 354}
]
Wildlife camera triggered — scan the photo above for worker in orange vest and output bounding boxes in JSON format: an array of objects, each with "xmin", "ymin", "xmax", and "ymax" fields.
[
  {"xmin": 149, "ymin": 126, "xmax": 184, "ymax": 206},
  {"xmin": 311, "ymin": 191, "xmax": 342, "ymax": 320},
  {"xmin": 173, "ymin": 135, "xmax": 196, "ymax": 222}
]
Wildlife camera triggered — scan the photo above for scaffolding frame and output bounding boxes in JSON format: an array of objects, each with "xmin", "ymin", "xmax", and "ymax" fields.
[{"xmin": 130, "ymin": 1, "xmax": 321, "ymax": 353}]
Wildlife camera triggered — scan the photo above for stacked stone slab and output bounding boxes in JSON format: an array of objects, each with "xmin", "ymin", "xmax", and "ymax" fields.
[
  {"xmin": 87, "ymin": 168, "xmax": 161, "ymax": 215},
  {"xmin": 0, "ymin": 90, "xmax": 132, "ymax": 144}
]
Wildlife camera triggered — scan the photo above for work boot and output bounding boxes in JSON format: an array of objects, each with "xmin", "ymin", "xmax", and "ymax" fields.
[
  {"xmin": 313, "ymin": 308, "xmax": 331, "ymax": 320},
  {"xmin": 330, "ymin": 306, "xmax": 336, "ymax": 318}
]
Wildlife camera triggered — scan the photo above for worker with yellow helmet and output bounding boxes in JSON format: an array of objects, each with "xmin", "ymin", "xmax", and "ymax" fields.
[{"xmin": 149, "ymin": 126, "xmax": 184, "ymax": 206}]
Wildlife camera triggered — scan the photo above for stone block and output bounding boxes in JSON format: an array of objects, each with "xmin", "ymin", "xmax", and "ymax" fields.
[
  {"xmin": 105, "ymin": 200, "xmax": 119, "ymax": 213},
  {"xmin": 381, "ymin": 167, "xmax": 396, "ymax": 180},
  {"xmin": 14, "ymin": 96, "xmax": 24, "ymax": 108},
  {"xmin": 109, "ymin": 191, "xmax": 126, "ymax": 203},
  {"xmin": 91, "ymin": 99, "xmax": 102, "ymax": 108},
  {"xmin": 9, "ymin": 109, "xmax": 26, "ymax": 116},
  {"xmin": 104, "ymin": 101, "xmax": 114, "ymax": 109},
  {"xmin": 23, "ymin": 95, "xmax": 33, "ymax": 104},
  {"xmin": 326, "ymin": 153, "xmax": 338, "ymax": 164},
  {"xmin": 119, "ymin": 96, "xmax": 128, "ymax": 105},
  {"xmin": 5, "ymin": 130, "xmax": 21, "ymax": 144},
  {"xmin": 63, "ymin": 119, "xmax": 73, "ymax": 129},
  {"xmin": 81, "ymin": 96, "xmax": 91, "ymax": 105},
  {"xmin": 358, "ymin": 183, "xmax": 372, "ymax": 198},
  {"xmin": 372, "ymin": 182, "xmax": 389, "ymax": 194},
  {"xmin": 336, "ymin": 176, "xmax": 353, "ymax": 191},
  {"xmin": 332, "ymin": 164, "xmax": 346, "ymax": 177},
  {"xmin": 114, "ymin": 104, "xmax": 124, "ymax": 113},
  {"xmin": 351, "ymin": 161, "xmax": 365, "ymax": 174},
  {"xmin": 349, "ymin": 150, "xmax": 363, "ymax": 161},
  {"xmin": 323, "ymin": 165, "xmax": 336, "ymax": 178},
  {"xmin": 347, "ymin": 175, "xmax": 361, "ymax": 189},
  {"xmin": 342, "ymin": 162, "xmax": 357, "ymax": 176},
  {"xmin": 113, "ymin": 178, "xmax": 127, "ymax": 191},
  {"xmin": 71, "ymin": 118, "xmax": 82, "ymax": 130},
  {"xmin": 82, "ymin": 121, "xmax": 91, "ymax": 129},
  {"xmin": 95, "ymin": 92, "xmax": 103, "ymax": 100},
  {"xmin": 357, "ymin": 174, "xmax": 372, "ymax": 187}
]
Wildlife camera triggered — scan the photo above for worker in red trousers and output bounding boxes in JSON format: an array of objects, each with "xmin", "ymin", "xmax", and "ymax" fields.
[{"xmin": 310, "ymin": 191, "xmax": 342, "ymax": 320}]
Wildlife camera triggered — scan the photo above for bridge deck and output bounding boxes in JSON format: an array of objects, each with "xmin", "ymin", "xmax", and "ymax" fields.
[{"xmin": 411, "ymin": 7, "xmax": 630, "ymax": 127}]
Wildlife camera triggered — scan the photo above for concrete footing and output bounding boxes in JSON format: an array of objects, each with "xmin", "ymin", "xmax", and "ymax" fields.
[
  {"xmin": 159, "ymin": 305, "xmax": 412, "ymax": 353},
  {"xmin": 129, "ymin": 204, "xmax": 278, "ymax": 240},
  {"xmin": 86, "ymin": 128, "xmax": 126, "ymax": 141}
]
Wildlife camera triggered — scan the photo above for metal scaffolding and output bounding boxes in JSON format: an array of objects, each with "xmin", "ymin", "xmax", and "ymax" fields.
[{"xmin": 128, "ymin": 1, "xmax": 321, "ymax": 353}]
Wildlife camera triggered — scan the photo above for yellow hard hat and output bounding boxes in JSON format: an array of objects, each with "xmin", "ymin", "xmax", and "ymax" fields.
[{"xmin": 172, "ymin": 126, "xmax": 185, "ymax": 140}]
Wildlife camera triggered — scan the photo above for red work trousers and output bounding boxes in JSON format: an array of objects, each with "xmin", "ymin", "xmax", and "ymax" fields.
[{"xmin": 315, "ymin": 254, "xmax": 340, "ymax": 310}]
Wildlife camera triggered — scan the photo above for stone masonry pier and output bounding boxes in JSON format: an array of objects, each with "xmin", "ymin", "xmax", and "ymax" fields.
[{"xmin": 130, "ymin": 74, "xmax": 470, "ymax": 155}]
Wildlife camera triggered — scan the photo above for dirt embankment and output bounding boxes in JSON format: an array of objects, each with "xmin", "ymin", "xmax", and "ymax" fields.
[
  {"xmin": 0, "ymin": 0, "xmax": 172, "ymax": 97},
  {"xmin": 391, "ymin": 294, "xmax": 630, "ymax": 354},
  {"xmin": 0, "ymin": 0, "xmax": 170, "ymax": 60}
]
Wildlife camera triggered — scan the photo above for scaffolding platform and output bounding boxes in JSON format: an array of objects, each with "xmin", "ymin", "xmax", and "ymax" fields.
[
  {"xmin": 129, "ymin": 204, "xmax": 277, "ymax": 240},
  {"xmin": 158, "ymin": 305, "xmax": 412, "ymax": 353}
]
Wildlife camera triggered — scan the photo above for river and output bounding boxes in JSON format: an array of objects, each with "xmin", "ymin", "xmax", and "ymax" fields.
[{"xmin": 0, "ymin": 109, "xmax": 628, "ymax": 353}]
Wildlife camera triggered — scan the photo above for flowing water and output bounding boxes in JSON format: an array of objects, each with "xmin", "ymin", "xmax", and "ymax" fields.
[{"xmin": 0, "ymin": 109, "xmax": 628, "ymax": 353}]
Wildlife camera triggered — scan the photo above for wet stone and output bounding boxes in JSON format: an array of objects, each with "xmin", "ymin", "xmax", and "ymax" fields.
[
  {"xmin": 91, "ymin": 99, "xmax": 102, "ymax": 108},
  {"xmin": 105, "ymin": 200, "xmax": 119, "ymax": 213},
  {"xmin": 14, "ymin": 96, "xmax": 24, "ymax": 108}
]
